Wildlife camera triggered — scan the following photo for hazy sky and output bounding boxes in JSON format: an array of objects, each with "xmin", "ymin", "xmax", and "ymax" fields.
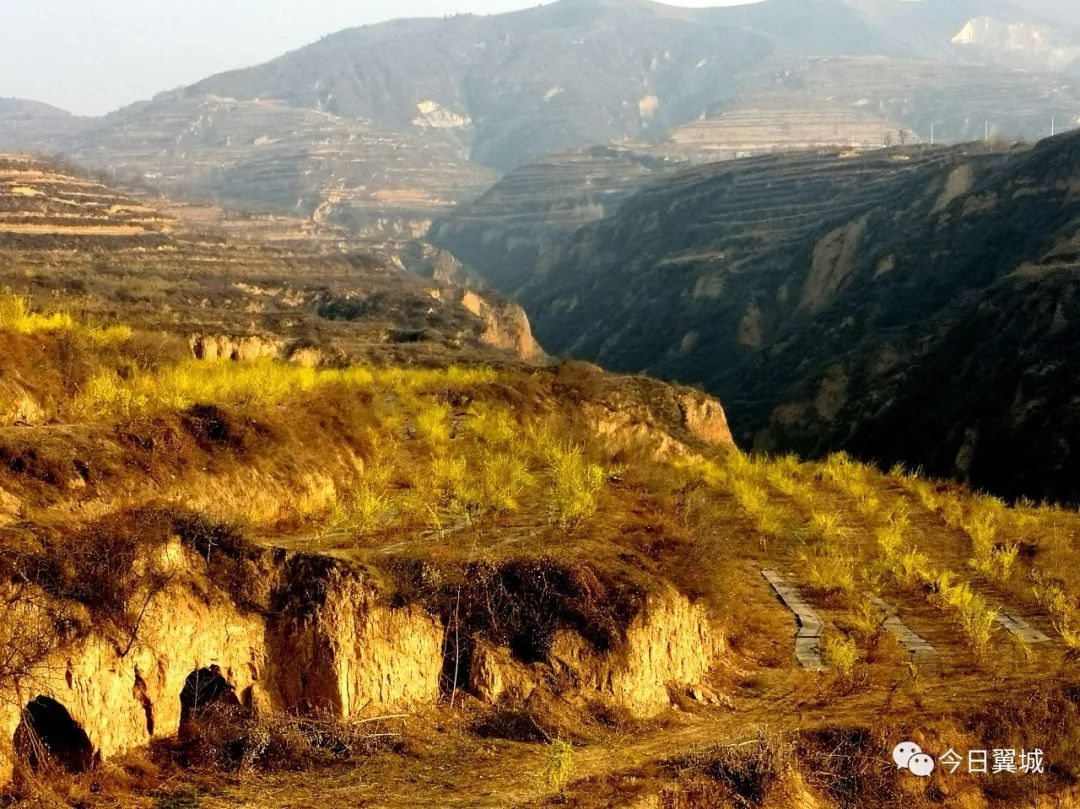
[{"xmin": 0, "ymin": 0, "xmax": 758, "ymax": 116}]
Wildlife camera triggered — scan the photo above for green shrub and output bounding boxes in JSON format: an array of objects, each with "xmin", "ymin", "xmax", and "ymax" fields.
[
  {"xmin": 546, "ymin": 443, "xmax": 606, "ymax": 528},
  {"xmin": 539, "ymin": 739, "xmax": 575, "ymax": 795},
  {"xmin": 823, "ymin": 632, "xmax": 858, "ymax": 678},
  {"xmin": 414, "ymin": 400, "xmax": 453, "ymax": 447}
]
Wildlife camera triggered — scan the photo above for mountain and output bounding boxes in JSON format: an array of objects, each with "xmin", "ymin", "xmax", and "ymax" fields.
[
  {"xmin": 471, "ymin": 132, "xmax": 1080, "ymax": 503},
  {"xmin": 177, "ymin": 0, "xmax": 774, "ymax": 172},
  {"xmin": 6, "ymin": 156, "xmax": 1080, "ymax": 809},
  {"xmin": 0, "ymin": 154, "xmax": 544, "ymax": 364},
  {"xmin": 0, "ymin": 98, "xmax": 85, "ymax": 151},
  {"xmin": 6, "ymin": 0, "xmax": 1080, "ymax": 233},
  {"xmin": 428, "ymin": 145, "xmax": 696, "ymax": 292}
]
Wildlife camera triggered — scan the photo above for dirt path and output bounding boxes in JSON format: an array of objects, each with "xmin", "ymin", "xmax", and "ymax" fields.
[{"xmin": 187, "ymin": 661, "xmax": 1055, "ymax": 809}]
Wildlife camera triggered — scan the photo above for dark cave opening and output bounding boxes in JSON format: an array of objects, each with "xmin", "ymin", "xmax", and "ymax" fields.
[{"xmin": 13, "ymin": 696, "xmax": 95, "ymax": 773}]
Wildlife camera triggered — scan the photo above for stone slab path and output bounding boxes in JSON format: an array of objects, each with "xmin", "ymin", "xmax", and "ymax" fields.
[
  {"xmin": 995, "ymin": 610, "xmax": 1051, "ymax": 644},
  {"xmin": 867, "ymin": 594, "xmax": 940, "ymax": 673},
  {"xmin": 762, "ymin": 569, "xmax": 826, "ymax": 671}
]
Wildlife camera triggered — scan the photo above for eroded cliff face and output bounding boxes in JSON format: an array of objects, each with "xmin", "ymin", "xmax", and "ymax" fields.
[
  {"xmin": 0, "ymin": 546, "xmax": 443, "ymax": 784},
  {"xmin": 0, "ymin": 543, "xmax": 724, "ymax": 784},
  {"xmin": 495, "ymin": 134, "xmax": 1080, "ymax": 503},
  {"xmin": 189, "ymin": 334, "xmax": 285, "ymax": 363},
  {"xmin": 0, "ymin": 541, "xmax": 270, "ymax": 785},
  {"xmin": 951, "ymin": 16, "xmax": 1080, "ymax": 74},
  {"xmin": 570, "ymin": 366, "xmax": 735, "ymax": 458},
  {"xmin": 187, "ymin": 289, "xmax": 547, "ymax": 367},
  {"xmin": 269, "ymin": 560, "xmax": 443, "ymax": 717},
  {"xmin": 469, "ymin": 587, "xmax": 721, "ymax": 718},
  {"xmin": 457, "ymin": 290, "xmax": 547, "ymax": 363}
]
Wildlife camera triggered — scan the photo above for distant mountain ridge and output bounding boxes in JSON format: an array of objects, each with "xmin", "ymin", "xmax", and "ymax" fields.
[
  {"xmin": 4, "ymin": 0, "xmax": 1080, "ymax": 231},
  {"xmin": 0, "ymin": 98, "xmax": 82, "ymax": 150}
]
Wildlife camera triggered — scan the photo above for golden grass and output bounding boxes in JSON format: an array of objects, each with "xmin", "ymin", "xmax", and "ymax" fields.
[
  {"xmin": 817, "ymin": 451, "xmax": 887, "ymax": 521},
  {"xmin": 676, "ymin": 454, "xmax": 796, "ymax": 548},
  {"xmin": 75, "ymin": 359, "xmax": 498, "ymax": 419},
  {"xmin": 1031, "ymin": 571, "xmax": 1080, "ymax": 650},
  {"xmin": 0, "ymin": 294, "xmax": 76, "ymax": 333},
  {"xmin": 17, "ymin": 300, "xmax": 1079, "ymax": 666},
  {"xmin": 414, "ymin": 400, "xmax": 453, "ymax": 447},
  {"xmin": 801, "ymin": 546, "xmax": 857, "ymax": 595},
  {"xmin": 729, "ymin": 478, "xmax": 786, "ymax": 545},
  {"xmin": 0, "ymin": 294, "xmax": 132, "ymax": 344},
  {"xmin": 545, "ymin": 441, "xmax": 607, "ymax": 528},
  {"xmin": 823, "ymin": 632, "xmax": 858, "ymax": 678},
  {"xmin": 66, "ymin": 345, "xmax": 621, "ymax": 534},
  {"xmin": 885, "ymin": 544, "xmax": 999, "ymax": 658}
]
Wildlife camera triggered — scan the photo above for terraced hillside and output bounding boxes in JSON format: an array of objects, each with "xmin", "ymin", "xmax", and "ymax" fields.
[
  {"xmin": 729, "ymin": 55, "xmax": 1080, "ymax": 144},
  {"xmin": 0, "ymin": 155, "xmax": 174, "ymax": 241},
  {"xmin": 69, "ymin": 96, "xmax": 498, "ymax": 236},
  {"xmin": 431, "ymin": 51, "xmax": 1080, "ymax": 295},
  {"xmin": 497, "ymin": 133, "xmax": 1080, "ymax": 503},
  {"xmin": 668, "ymin": 94, "xmax": 915, "ymax": 155},
  {"xmin": 0, "ymin": 156, "xmax": 543, "ymax": 368},
  {"xmin": 158, "ymin": 198, "xmax": 478, "ymax": 286},
  {"xmin": 1, "ymin": 296, "xmax": 1079, "ymax": 808},
  {"xmin": 429, "ymin": 146, "xmax": 695, "ymax": 293},
  {"xmin": 7, "ymin": 0, "xmax": 1080, "ymax": 232}
]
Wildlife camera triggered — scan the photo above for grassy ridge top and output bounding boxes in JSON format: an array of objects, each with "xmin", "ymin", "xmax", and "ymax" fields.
[
  {"xmin": 2, "ymin": 294, "xmax": 1078, "ymax": 658},
  {"xmin": 2, "ymin": 295, "xmax": 1080, "ymax": 808}
]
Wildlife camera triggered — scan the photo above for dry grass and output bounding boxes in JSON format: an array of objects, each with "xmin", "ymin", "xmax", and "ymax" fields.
[
  {"xmin": 819, "ymin": 452, "xmax": 881, "ymax": 520},
  {"xmin": 822, "ymin": 631, "xmax": 859, "ymax": 679},
  {"xmin": 75, "ymin": 360, "xmax": 498, "ymax": 420},
  {"xmin": 0, "ymin": 294, "xmax": 131, "ymax": 345},
  {"xmin": 668, "ymin": 732, "xmax": 795, "ymax": 807},
  {"xmin": 543, "ymin": 440, "xmax": 607, "ymax": 529},
  {"xmin": 165, "ymin": 704, "xmax": 400, "ymax": 773}
]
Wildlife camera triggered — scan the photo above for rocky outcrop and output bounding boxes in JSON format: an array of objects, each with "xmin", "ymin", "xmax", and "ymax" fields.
[
  {"xmin": 459, "ymin": 290, "xmax": 546, "ymax": 363},
  {"xmin": 188, "ymin": 333, "xmax": 284, "ymax": 362},
  {"xmin": 469, "ymin": 588, "xmax": 720, "ymax": 717},
  {"xmin": 951, "ymin": 16, "xmax": 1080, "ymax": 74},
  {"xmin": 678, "ymin": 391, "xmax": 734, "ymax": 449},
  {"xmin": 566, "ymin": 367, "xmax": 735, "ymax": 457}
]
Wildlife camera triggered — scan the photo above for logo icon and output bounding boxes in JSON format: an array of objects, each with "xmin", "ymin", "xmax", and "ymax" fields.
[
  {"xmin": 893, "ymin": 742, "xmax": 922, "ymax": 769},
  {"xmin": 893, "ymin": 742, "xmax": 935, "ymax": 777},
  {"xmin": 909, "ymin": 753, "xmax": 936, "ymax": 777}
]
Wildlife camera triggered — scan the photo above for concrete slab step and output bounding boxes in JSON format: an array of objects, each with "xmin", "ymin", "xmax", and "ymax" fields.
[
  {"xmin": 867, "ymin": 594, "xmax": 940, "ymax": 673},
  {"xmin": 996, "ymin": 610, "xmax": 1052, "ymax": 644},
  {"xmin": 762, "ymin": 569, "xmax": 827, "ymax": 671}
]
